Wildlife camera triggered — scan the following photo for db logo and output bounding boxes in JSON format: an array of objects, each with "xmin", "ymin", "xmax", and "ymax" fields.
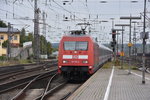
[{"xmin": 72, "ymin": 55, "xmax": 78, "ymax": 59}]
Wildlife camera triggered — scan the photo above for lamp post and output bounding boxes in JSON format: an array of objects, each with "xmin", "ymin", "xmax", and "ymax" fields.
[
  {"xmin": 120, "ymin": 16, "xmax": 141, "ymax": 74},
  {"xmin": 115, "ymin": 24, "xmax": 130, "ymax": 69}
]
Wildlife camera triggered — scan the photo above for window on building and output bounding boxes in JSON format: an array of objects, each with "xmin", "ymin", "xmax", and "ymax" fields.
[
  {"xmin": 0, "ymin": 35, "xmax": 4, "ymax": 40},
  {"xmin": 14, "ymin": 36, "xmax": 18, "ymax": 40},
  {"xmin": 8, "ymin": 36, "xmax": 12, "ymax": 40}
]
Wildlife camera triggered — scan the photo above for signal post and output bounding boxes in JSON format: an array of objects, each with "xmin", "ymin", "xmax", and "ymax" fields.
[
  {"xmin": 115, "ymin": 24, "xmax": 130, "ymax": 69},
  {"xmin": 111, "ymin": 29, "xmax": 116, "ymax": 64},
  {"xmin": 120, "ymin": 16, "xmax": 141, "ymax": 73}
]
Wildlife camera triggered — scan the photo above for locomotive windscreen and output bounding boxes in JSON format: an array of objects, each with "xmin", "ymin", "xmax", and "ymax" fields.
[{"xmin": 64, "ymin": 41, "xmax": 88, "ymax": 50}]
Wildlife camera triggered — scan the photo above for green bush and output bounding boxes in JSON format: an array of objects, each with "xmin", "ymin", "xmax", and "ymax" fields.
[{"xmin": 0, "ymin": 56, "xmax": 7, "ymax": 61}]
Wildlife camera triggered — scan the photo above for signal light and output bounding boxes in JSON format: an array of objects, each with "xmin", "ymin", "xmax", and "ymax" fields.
[
  {"xmin": 111, "ymin": 41, "xmax": 114, "ymax": 47},
  {"xmin": 110, "ymin": 41, "xmax": 116, "ymax": 47},
  {"xmin": 112, "ymin": 29, "xmax": 116, "ymax": 39},
  {"xmin": 83, "ymin": 61, "xmax": 88, "ymax": 64},
  {"xmin": 112, "ymin": 34, "xmax": 116, "ymax": 39},
  {"xmin": 112, "ymin": 29, "xmax": 116, "ymax": 34},
  {"xmin": 113, "ymin": 48, "xmax": 115, "ymax": 52}
]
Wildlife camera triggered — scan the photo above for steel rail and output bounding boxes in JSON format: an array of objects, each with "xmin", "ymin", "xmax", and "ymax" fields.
[
  {"xmin": 34, "ymin": 73, "xmax": 66, "ymax": 100},
  {"xmin": 40, "ymin": 73, "xmax": 58, "ymax": 100},
  {"xmin": 11, "ymin": 70, "xmax": 57, "ymax": 100},
  {"xmin": 0, "ymin": 62, "xmax": 57, "ymax": 85},
  {"xmin": 0, "ymin": 69, "xmax": 57, "ymax": 94},
  {"xmin": 0, "ymin": 62, "xmax": 48, "ymax": 77},
  {"xmin": 60, "ymin": 84, "xmax": 82, "ymax": 100},
  {"xmin": 0, "ymin": 60, "xmax": 57, "ymax": 76},
  {"xmin": 35, "ymin": 82, "xmax": 66, "ymax": 100}
]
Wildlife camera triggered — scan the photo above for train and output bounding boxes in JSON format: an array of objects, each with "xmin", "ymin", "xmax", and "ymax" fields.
[{"xmin": 58, "ymin": 30, "xmax": 112, "ymax": 80}]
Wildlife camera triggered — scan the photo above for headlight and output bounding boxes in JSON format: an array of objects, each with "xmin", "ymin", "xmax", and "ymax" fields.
[
  {"xmin": 89, "ymin": 66, "xmax": 93, "ymax": 69},
  {"xmin": 58, "ymin": 66, "xmax": 62, "ymax": 68},
  {"xmin": 63, "ymin": 60, "xmax": 68, "ymax": 63},
  {"xmin": 82, "ymin": 60, "xmax": 88, "ymax": 64}
]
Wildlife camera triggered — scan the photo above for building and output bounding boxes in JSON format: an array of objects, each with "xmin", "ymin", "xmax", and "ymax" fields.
[{"xmin": 0, "ymin": 27, "xmax": 20, "ymax": 56}]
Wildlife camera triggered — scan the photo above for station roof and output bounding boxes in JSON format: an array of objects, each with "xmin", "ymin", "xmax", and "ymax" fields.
[{"xmin": 0, "ymin": 27, "xmax": 20, "ymax": 33}]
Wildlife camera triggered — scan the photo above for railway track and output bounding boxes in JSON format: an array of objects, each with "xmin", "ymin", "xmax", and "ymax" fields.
[
  {"xmin": 0, "ymin": 69, "xmax": 57, "ymax": 93},
  {"xmin": 7, "ymin": 71, "xmax": 82, "ymax": 100},
  {"xmin": 0, "ymin": 61, "xmax": 58, "ymax": 94},
  {"xmin": 42, "ymin": 83, "xmax": 82, "ymax": 100},
  {"xmin": 33, "ymin": 75, "xmax": 82, "ymax": 100},
  {"xmin": 11, "ymin": 71, "xmax": 57, "ymax": 100},
  {"xmin": 35, "ymin": 73, "xmax": 66, "ymax": 100},
  {"xmin": 34, "ymin": 76, "xmax": 82, "ymax": 100},
  {"xmin": 0, "ymin": 70, "xmax": 57, "ymax": 100},
  {"xmin": 0, "ymin": 59, "xmax": 57, "ymax": 74},
  {"xmin": 0, "ymin": 60, "xmax": 83, "ymax": 100},
  {"xmin": 0, "ymin": 62, "xmax": 57, "ymax": 83}
]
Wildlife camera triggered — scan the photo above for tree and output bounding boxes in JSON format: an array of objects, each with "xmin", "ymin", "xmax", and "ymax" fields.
[
  {"xmin": 40, "ymin": 35, "xmax": 52, "ymax": 56},
  {"xmin": 47, "ymin": 42, "xmax": 52, "ymax": 57},
  {"xmin": 19, "ymin": 28, "xmax": 52, "ymax": 58},
  {"xmin": 40, "ymin": 35, "xmax": 47, "ymax": 54},
  {"xmin": 28, "ymin": 33, "xmax": 33, "ymax": 41},
  {"xmin": 20, "ymin": 28, "xmax": 34, "ymax": 47},
  {"xmin": 0, "ymin": 20, "xmax": 7, "ymax": 27},
  {"xmin": 2, "ymin": 40, "xmax": 8, "ymax": 48}
]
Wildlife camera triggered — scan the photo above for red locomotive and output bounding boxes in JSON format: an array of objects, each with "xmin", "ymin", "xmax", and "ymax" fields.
[{"xmin": 58, "ymin": 30, "xmax": 112, "ymax": 80}]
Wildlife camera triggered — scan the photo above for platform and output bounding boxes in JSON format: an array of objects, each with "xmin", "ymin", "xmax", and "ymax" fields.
[{"xmin": 67, "ymin": 66, "xmax": 150, "ymax": 100}]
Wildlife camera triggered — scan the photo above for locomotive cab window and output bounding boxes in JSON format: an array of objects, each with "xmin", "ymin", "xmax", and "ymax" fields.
[
  {"xmin": 64, "ymin": 41, "xmax": 88, "ymax": 50},
  {"xmin": 64, "ymin": 41, "xmax": 76, "ymax": 50},
  {"xmin": 76, "ymin": 42, "xmax": 88, "ymax": 50}
]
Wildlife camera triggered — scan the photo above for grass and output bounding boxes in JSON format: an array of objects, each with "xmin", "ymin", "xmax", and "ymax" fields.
[
  {"xmin": 102, "ymin": 60, "xmax": 137, "ymax": 70},
  {"xmin": 112, "ymin": 60, "xmax": 137, "ymax": 70},
  {"xmin": 19, "ymin": 59, "xmax": 34, "ymax": 64},
  {"xmin": 0, "ymin": 61, "xmax": 11, "ymax": 66},
  {"xmin": 117, "ymin": 63, "xmax": 137, "ymax": 70},
  {"xmin": 102, "ymin": 62, "xmax": 113, "ymax": 69},
  {"xmin": 0, "ymin": 59, "xmax": 34, "ymax": 67}
]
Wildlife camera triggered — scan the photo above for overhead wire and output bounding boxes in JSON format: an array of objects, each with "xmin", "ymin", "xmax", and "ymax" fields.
[
  {"xmin": 52, "ymin": 0, "xmax": 83, "ymax": 21},
  {"xmin": 0, "ymin": 4, "xmax": 33, "ymax": 30},
  {"xmin": 78, "ymin": 0, "xmax": 90, "ymax": 15},
  {"xmin": 1, "ymin": 0, "xmax": 147, "ymax": 40},
  {"xmin": 28, "ymin": 0, "xmax": 34, "ymax": 8}
]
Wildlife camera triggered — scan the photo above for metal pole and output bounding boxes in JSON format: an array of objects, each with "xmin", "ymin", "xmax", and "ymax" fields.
[
  {"xmin": 112, "ymin": 19, "xmax": 114, "ymax": 29},
  {"xmin": 133, "ymin": 22, "xmax": 136, "ymax": 60},
  {"xmin": 42, "ymin": 11, "xmax": 47, "ymax": 56},
  {"xmin": 142, "ymin": 0, "xmax": 146, "ymax": 84},
  {"xmin": 117, "ymin": 31, "xmax": 118, "ymax": 57},
  {"xmin": 7, "ymin": 22, "xmax": 11, "ymax": 60},
  {"xmin": 128, "ymin": 16, "xmax": 132, "ymax": 74},
  {"xmin": 121, "ymin": 26, "xmax": 124, "ymax": 69},
  {"xmin": 34, "ymin": 0, "xmax": 40, "ymax": 62},
  {"xmin": 111, "ymin": 18, "xmax": 116, "ymax": 63},
  {"xmin": 135, "ymin": 29, "xmax": 137, "ymax": 61},
  {"xmin": 133, "ymin": 22, "xmax": 136, "ymax": 62}
]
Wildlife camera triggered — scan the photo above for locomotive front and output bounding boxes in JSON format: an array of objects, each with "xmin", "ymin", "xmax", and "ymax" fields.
[{"xmin": 58, "ymin": 35, "xmax": 94, "ymax": 79}]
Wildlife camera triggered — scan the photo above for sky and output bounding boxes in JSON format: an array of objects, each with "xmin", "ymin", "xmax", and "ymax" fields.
[{"xmin": 0, "ymin": 0, "xmax": 150, "ymax": 44}]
